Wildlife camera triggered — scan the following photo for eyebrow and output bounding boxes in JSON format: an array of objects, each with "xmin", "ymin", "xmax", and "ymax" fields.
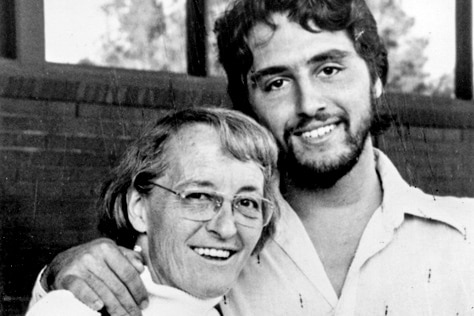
[
  {"xmin": 177, "ymin": 181, "xmax": 260, "ymax": 191},
  {"xmin": 237, "ymin": 185, "xmax": 262, "ymax": 194},
  {"xmin": 307, "ymin": 49, "xmax": 349, "ymax": 65},
  {"xmin": 176, "ymin": 180, "xmax": 215, "ymax": 189},
  {"xmin": 177, "ymin": 181, "xmax": 262, "ymax": 196},
  {"xmin": 249, "ymin": 49, "xmax": 350, "ymax": 83}
]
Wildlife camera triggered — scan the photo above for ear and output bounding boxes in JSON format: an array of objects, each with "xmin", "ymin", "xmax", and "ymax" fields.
[
  {"xmin": 127, "ymin": 189, "xmax": 148, "ymax": 233},
  {"xmin": 373, "ymin": 77, "xmax": 383, "ymax": 99}
]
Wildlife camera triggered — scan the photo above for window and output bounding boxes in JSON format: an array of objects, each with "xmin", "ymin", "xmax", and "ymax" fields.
[
  {"xmin": 368, "ymin": 0, "xmax": 456, "ymax": 96},
  {"xmin": 35, "ymin": 0, "xmax": 474, "ymax": 98},
  {"xmin": 44, "ymin": 0, "xmax": 232, "ymax": 75},
  {"xmin": 44, "ymin": 0, "xmax": 187, "ymax": 72}
]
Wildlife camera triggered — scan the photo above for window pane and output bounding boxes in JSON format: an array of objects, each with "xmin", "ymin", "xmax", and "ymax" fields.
[
  {"xmin": 368, "ymin": 0, "xmax": 455, "ymax": 96},
  {"xmin": 44, "ymin": 0, "xmax": 187, "ymax": 73},
  {"xmin": 45, "ymin": 0, "xmax": 458, "ymax": 96}
]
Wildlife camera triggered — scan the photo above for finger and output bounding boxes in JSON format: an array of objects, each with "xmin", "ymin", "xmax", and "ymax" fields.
[
  {"xmin": 119, "ymin": 246, "xmax": 145, "ymax": 273},
  {"xmin": 58, "ymin": 253, "xmax": 136, "ymax": 316},
  {"xmin": 84, "ymin": 269, "xmax": 139, "ymax": 316},
  {"xmin": 83, "ymin": 254, "xmax": 143, "ymax": 316},
  {"xmin": 103, "ymin": 246, "xmax": 149, "ymax": 309},
  {"xmin": 60, "ymin": 275, "xmax": 104, "ymax": 311}
]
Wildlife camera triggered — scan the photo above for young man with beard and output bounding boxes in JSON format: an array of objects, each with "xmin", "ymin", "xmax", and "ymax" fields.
[{"xmin": 29, "ymin": 0, "xmax": 474, "ymax": 315}]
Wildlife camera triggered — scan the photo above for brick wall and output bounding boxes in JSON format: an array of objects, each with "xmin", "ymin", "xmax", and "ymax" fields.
[
  {"xmin": 1, "ymin": 61, "xmax": 473, "ymax": 315},
  {"xmin": 0, "ymin": 61, "xmax": 230, "ymax": 315},
  {"xmin": 377, "ymin": 125, "xmax": 474, "ymax": 197},
  {"xmin": 375, "ymin": 93, "xmax": 474, "ymax": 197},
  {"xmin": 0, "ymin": 98, "xmax": 166, "ymax": 314}
]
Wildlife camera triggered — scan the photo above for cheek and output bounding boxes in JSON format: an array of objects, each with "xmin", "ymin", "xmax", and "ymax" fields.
[
  {"xmin": 147, "ymin": 215, "xmax": 177, "ymax": 258},
  {"xmin": 240, "ymin": 227, "xmax": 264, "ymax": 255},
  {"xmin": 348, "ymin": 92, "xmax": 373, "ymax": 126},
  {"xmin": 146, "ymin": 210, "xmax": 187, "ymax": 262},
  {"xmin": 251, "ymin": 103, "xmax": 288, "ymax": 143},
  {"xmin": 249, "ymin": 91, "xmax": 281, "ymax": 128},
  {"xmin": 146, "ymin": 214, "xmax": 199, "ymax": 284}
]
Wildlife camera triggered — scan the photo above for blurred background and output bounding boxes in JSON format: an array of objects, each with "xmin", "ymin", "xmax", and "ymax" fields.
[{"xmin": 43, "ymin": 0, "xmax": 458, "ymax": 96}]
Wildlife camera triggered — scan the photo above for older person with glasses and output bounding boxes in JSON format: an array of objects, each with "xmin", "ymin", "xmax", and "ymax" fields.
[{"xmin": 27, "ymin": 107, "xmax": 280, "ymax": 316}]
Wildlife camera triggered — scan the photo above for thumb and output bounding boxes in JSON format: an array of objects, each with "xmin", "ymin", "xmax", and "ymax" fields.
[{"xmin": 119, "ymin": 246, "xmax": 145, "ymax": 273}]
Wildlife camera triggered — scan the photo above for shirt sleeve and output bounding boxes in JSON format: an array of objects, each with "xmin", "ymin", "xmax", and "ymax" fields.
[
  {"xmin": 26, "ymin": 289, "xmax": 99, "ymax": 316},
  {"xmin": 27, "ymin": 266, "xmax": 49, "ymax": 310}
]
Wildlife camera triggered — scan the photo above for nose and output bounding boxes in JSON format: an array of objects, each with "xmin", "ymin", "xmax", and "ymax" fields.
[
  {"xmin": 296, "ymin": 77, "xmax": 327, "ymax": 117},
  {"xmin": 205, "ymin": 203, "xmax": 238, "ymax": 239}
]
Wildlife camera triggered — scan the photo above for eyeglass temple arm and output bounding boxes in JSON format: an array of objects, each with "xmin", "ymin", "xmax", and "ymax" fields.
[{"xmin": 149, "ymin": 182, "xmax": 180, "ymax": 196}]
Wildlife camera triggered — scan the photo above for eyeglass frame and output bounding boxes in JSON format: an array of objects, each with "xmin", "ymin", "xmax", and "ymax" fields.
[{"xmin": 144, "ymin": 181, "xmax": 274, "ymax": 228}]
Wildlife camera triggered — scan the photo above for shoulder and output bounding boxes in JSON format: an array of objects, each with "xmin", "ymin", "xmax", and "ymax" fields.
[
  {"xmin": 26, "ymin": 290, "xmax": 99, "ymax": 316},
  {"xmin": 417, "ymin": 189, "xmax": 474, "ymax": 216},
  {"xmin": 409, "ymin": 187, "xmax": 474, "ymax": 234}
]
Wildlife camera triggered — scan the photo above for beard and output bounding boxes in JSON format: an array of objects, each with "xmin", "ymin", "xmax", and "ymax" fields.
[{"xmin": 279, "ymin": 98, "xmax": 375, "ymax": 191}]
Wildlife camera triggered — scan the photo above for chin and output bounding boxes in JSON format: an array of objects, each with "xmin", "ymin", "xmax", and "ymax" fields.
[{"xmin": 281, "ymin": 145, "xmax": 362, "ymax": 189}]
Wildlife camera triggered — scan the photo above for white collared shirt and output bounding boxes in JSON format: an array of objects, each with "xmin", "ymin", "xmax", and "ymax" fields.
[
  {"xmin": 29, "ymin": 150, "xmax": 474, "ymax": 315},
  {"xmin": 221, "ymin": 150, "xmax": 474, "ymax": 315},
  {"xmin": 27, "ymin": 267, "xmax": 222, "ymax": 316}
]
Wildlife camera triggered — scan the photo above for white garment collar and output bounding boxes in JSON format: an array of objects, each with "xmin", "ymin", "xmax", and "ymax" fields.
[
  {"xmin": 141, "ymin": 266, "xmax": 222, "ymax": 316},
  {"xmin": 374, "ymin": 149, "xmax": 467, "ymax": 235}
]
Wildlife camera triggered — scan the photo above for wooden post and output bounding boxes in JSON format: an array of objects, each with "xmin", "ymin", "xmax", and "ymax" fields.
[
  {"xmin": 0, "ymin": 0, "xmax": 16, "ymax": 59},
  {"xmin": 186, "ymin": 0, "xmax": 207, "ymax": 76},
  {"xmin": 15, "ymin": 0, "xmax": 45, "ymax": 64},
  {"xmin": 455, "ymin": 0, "xmax": 473, "ymax": 100}
]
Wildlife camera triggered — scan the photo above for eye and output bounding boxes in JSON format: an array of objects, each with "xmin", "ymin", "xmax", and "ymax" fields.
[
  {"xmin": 236, "ymin": 197, "xmax": 260, "ymax": 210},
  {"xmin": 264, "ymin": 78, "xmax": 289, "ymax": 92},
  {"xmin": 318, "ymin": 66, "xmax": 341, "ymax": 78},
  {"xmin": 182, "ymin": 192, "xmax": 213, "ymax": 201}
]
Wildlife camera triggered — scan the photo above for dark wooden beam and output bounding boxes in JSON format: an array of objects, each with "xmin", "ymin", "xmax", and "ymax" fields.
[
  {"xmin": 0, "ymin": 0, "xmax": 16, "ymax": 59},
  {"xmin": 15, "ymin": 0, "xmax": 45, "ymax": 64},
  {"xmin": 186, "ymin": 0, "xmax": 207, "ymax": 76},
  {"xmin": 455, "ymin": 0, "xmax": 473, "ymax": 100}
]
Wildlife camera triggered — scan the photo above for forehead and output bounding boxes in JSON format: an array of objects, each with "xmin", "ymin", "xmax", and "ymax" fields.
[
  {"xmin": 247, "ymin": 13, "xmax": 356, "ymax": 69},
  {"xmin": 164, "ymin": 124, "xmax": 264, "ymax": 187},
  {"xmin": 165, "ymin": 124, "xmax": 222, "ymax": 163}
]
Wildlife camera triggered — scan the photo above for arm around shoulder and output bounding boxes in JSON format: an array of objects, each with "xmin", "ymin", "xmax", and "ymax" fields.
[
  {"xmin": 26, "ymin": 290, "xmax": 100, "ymax": 316},
  {"xmin": 27, "ymin": 238, "xmax": 148, "ymax": 316}
]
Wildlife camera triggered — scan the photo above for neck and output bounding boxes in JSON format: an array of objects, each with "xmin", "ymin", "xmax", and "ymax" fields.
[
  {"xmin": 283, "ymin": 138, "xmax": 381, "ymax": 218},
  {"xmin": 281, "ymin": 139, "xmax": 383, "ymax": 296},
  {"xmin": 141, "ymin": 266, "xmax": 222, "ymax": 314}
]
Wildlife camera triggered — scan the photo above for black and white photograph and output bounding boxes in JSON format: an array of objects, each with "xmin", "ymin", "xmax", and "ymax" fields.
[{"xmin": 1, "ymin": 0, "xmax": 473, "ymax": 315}]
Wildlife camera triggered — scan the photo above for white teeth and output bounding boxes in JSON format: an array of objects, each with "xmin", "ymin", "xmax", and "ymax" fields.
[
  {"xmin": 301, "ymin": 124, "xmax": 336, "ymax": 139},
  {"xmin": 193, "ymin": 247, "xmax": 231, "ymax": 259}
]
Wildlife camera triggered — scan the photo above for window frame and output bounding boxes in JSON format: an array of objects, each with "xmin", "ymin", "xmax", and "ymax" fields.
[{"xmin": 0, "ymin": 0, "xmax": 473, "ymax": 101}]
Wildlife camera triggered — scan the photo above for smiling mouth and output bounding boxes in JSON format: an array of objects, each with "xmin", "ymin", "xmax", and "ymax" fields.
[
  {"xmin": 191, "ymin": 247, "xmax": 236, "ymax": 260},
  {"xmin": 298, "ymin": 124, "xmax": 337, "ymax": 139}
]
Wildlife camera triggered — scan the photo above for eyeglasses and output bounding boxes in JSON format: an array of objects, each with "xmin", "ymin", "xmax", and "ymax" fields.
[{"xmin": 148, "ymin": 182, "xmax": 274, "ymax": 228}]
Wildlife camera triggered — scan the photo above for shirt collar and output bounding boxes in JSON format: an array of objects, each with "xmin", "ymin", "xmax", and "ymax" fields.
[
  {"xmin": 375, "ymin": 149, "xmax": 466, "ymax": 236},
  {"xmin": 141, "ymin": 266, "xmax": 222, "ymax": 315}
]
